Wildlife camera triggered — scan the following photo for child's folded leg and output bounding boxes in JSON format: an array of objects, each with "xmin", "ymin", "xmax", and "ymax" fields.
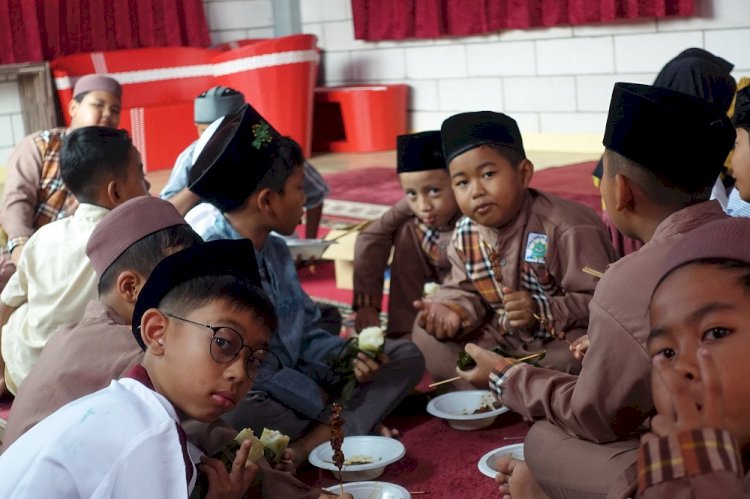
[
  {"xmin": 341, "ymin": 339, "xmax": 424, "ymax": 435},
  {"xmin": 524, "ymin": 420, "xmax": 639, "ymax": 499}
]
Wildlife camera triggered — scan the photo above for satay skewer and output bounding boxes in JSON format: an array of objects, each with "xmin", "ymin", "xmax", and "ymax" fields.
[
  {"xmin": 582, "ymin": 266, "xmax": 605, "ymax": 279},
  {"xmin": 428, "ymin": 351, "xmax": 546, "ymax": 388}
]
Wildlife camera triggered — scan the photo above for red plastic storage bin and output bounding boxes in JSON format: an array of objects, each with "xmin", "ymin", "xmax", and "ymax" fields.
[
  {"xmin": 212, "ymin": 34, "xmax": 320, "ymax": 157},
  {"xmin": 312, "ymin": 84, "xmax": 408, "ymax": 153}
]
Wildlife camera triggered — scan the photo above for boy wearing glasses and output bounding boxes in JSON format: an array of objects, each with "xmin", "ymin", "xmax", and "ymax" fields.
[
  {"xmin": 0, "ymin": 196, "xmax": 201, "ymax": 450},
  {"xmin": 0, "ymin": 236, "xmax": 279, "ymax": 497},
  {"xmin": 188, "ymin": 104, "xmax": 425, "ymax": 472}
]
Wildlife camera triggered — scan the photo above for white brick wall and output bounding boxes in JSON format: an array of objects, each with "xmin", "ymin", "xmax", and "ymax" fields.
[
  {"xmin": 0, "ymin": 80, "xmax": 23, "ymax": 167},
  {"xmin": 297, "ymin": 0, "xmax": 750, "ymax": 136},
  {"xmin": 0, "ymin": 0, "xmax": 749, "ymax": 161}
]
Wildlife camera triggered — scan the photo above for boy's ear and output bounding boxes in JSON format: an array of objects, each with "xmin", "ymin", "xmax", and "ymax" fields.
[
  {"xmin": 140, "ymin": 308, "xmax": 168, "ymax": 356},
  {"xmin": 105, "ymin": 179, "xmax": 121, "ymax": 206},
  {"xmin": 255, "ymin": 188, "xmax": 275, "ymax": 214},
  {"xmin": 519, "ymin": 159, "xmax": 534, "ymax": 187},
  {"xmin": 613, "ymin": 173, "xmax": 635, "ymax": 212},
  {"xmin": 115, "ymin": 270, "xmax": 145, "ymax": 305},
  {"xmin": 68, "ymin": 99, "xmax": 79, "ymax": 120}
]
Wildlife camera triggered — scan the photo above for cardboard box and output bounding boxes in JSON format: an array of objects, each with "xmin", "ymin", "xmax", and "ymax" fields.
[
  {"xmin": 322, "ymin": 227, "xmax": 393, "ymax": 290},
  {"xmin": 322, "ymin": 229, "xmax": 358, "ymax": 290}
]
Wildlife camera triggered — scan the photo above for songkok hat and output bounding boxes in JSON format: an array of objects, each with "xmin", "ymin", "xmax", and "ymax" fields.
[
  {"xmin": 131, "ymin": 239, "xmax": 271, "ymax": 350},
  {"xmin": 733, "ymin": 86, "xmax": 750, "ymax": 128},
  {"xmin": 194, "ymin": 86, "xmax": 246, "ymax": 124},
  {"xmin": 396, "ymin": 131, "xmax": 446, "ymax": 174},
  {"xmin": 655, "ymin": 217, "xmax": 750, "ymax": 291},
  {"xmin": 188, "ymin": 103, "xmax": 283, "ymax": 213},
  {"xmin": 441, "ymin": 111, "xmax": 525, "ymax": 164},
  {"xmin": 603, "ymin": 82, "xmax": 735, "ymax": 191},
  {"xmin": 86, "ymin": 196, "xmax": 189, "ymax": 277},
  {"xmin": 73, "ymin": 74, "xmax": 122, "ymax": 99},
  {"xmin": 653, "ymin": 48, "xmax": 736, "ymax": 113}
]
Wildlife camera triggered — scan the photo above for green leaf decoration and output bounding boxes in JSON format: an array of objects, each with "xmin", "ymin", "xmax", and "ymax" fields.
[{"xmin": 251, "ymin": 122, "xmax": 273, "ymax": 149}]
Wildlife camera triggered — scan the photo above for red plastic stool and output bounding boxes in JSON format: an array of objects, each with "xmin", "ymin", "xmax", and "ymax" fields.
[{"xmin": 312, "ymin": 84, "xmax": 408, "ymax": 153}]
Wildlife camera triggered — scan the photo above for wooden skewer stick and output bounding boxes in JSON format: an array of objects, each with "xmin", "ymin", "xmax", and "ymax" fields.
[
  {"xmin": 326, "ymin": 219, "xmax": 373, "ymax": 242},
  {"xmin": 427, "ymin": 352, "xmax": 546, "ymax": 388},
  {"xmin": 582, "ymin": 266, "xmax": 605, "ymax": 279}
]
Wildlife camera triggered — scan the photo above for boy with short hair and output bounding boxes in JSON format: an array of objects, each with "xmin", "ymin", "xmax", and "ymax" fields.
[
  {"xmin": 0, "ymin": 126, "xmax": 150, "ymax": 394},
  {"xmin": 0, "ymin": 239, "xmax": 277, "ymax": 497},
  {"xmin": 353, "ymin": 130, "xmax": 461, "ymax": 337},
  {"xmin": 160, "ymin": 85, "xmax": 329, "ymax": 240},
  {"xmin": 413, "ymin": 111, "xmax": 618, "ymax": 388},
  {"xmin": 187, "ymin": 104, "xmax": 425, "ymax": 470},
  {"xmin": 1, "ymin": 75, "xmax": 122, "ymax": 264},
  {"xmin": 0, "ymin": 196, "xmax": 201, "ymax": 449},
  {"xmin": 638, "ymin": 217, "xmax": 750, "ymax": 496},
  {"xmin": 458, "ymin": 83, "xmax": 735, "ymax": 499}
]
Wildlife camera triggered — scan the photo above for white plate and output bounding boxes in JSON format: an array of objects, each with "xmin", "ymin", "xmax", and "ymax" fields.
[
  {"xmin": 324, "ymin": 481, "xmax": 411, "ymax": 499},
  {"xmin": 477, "ymin": 443, "xmax": 525, "ymax": 478},
  {"xmin": 426, "ymin": 390, "xmax": 509, "ymax": 430},
  {"xmin": 285, "ymin": 238, "xmax": 335, "ymax": 261},
  {"xmin": 308, "ymin": 436, "xmax": 406, "ymax": 481}
]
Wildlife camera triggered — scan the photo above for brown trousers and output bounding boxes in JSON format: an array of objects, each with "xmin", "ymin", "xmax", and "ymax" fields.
[{"xmin": 525, "ymin": 421, "xmax": 638, "ymax": 499}]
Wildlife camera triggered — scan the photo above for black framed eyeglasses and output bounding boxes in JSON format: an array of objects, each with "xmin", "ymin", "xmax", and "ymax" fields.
[{"xmin": 162, "ymin": 312, "xmax": 280, "ymax": 382}]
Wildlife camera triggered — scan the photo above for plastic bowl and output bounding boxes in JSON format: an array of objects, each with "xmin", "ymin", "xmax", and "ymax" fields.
[
  {"xmin": 477, "ymin": 443, "xmax": 525, "ymax": 478},
  {"xmin": 324, "ymin": 481, "xmax": 411, "ymax": 499},
  {"xmin": 308, "ymin": 436, "xmax": 406, "ymax": 481},
  {"xmin": 426, "ymin": 390, "xmax": 509, "ymax": 430},
  {"xmin": 285, "ymin": 238, "xmax": 335, "ymax": 261}
]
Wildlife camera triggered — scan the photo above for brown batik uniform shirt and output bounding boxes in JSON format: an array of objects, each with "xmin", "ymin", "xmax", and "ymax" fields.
[{"xmin": 1, "ymin": 128, "xmax": 78, "ymax": 252}]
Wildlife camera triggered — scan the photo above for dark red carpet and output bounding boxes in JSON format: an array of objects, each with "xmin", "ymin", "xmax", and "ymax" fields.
[
  {"xmin": 298, "ymin": 412, "xmax": 530, "ymax": 498},
  {"xmin": 323, "ymin": 161, "xmax": 601, "ymax": 215}
]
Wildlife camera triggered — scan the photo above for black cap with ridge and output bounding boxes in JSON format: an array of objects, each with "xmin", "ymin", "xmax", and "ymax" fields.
[
  {"xmin": 396, "ymin": 131, "xmax": 446, "ymax": 174},
  {"xmin": 603, "ymin": 82, "xmax": 735, "ymax": 191},
  {"xmin": 131, "ymin": 239, "xmax": 272, "ymax": 350},
  {"xmin": 440, "ymin": 111, "xmax": 525, "ymax": 164},
  {"xmin": 188, "ymin": 103, "xmax": 282, "ymax": 213}
]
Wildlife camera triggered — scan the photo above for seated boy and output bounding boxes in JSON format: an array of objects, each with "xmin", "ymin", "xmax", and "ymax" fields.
[
  {"xmin": 413, "ymin": 111, "xmax": 618, "ymax": 388},
  {"xmin": 0, "ymin": 75, "xmax": 122, "ymax": 265},
  {"xmin": 638, "ymin": 217, "xmax": 750, "ymax": 497},
  {"xmin": 0, "ymin": 196, "xmax": 201, "ymax": 449},
  {"xmin": 187, "ymin": 104, "xmax": 425, "ymax": 470},
  {"xmin": 0, "ymin": 126, "xmax": 150, "ymax": 395},
  {"xmin": 353, "ymin": 130, "xmax": 461, "ymax": 337},
  {"xmin": 0, "ymin": 238, "xmax": 277, "ymax": 497},
  {"xmin": 458, "ymin": 83, "xmax": 735, "ymax": 499},
  {"xmin": 1, "ymin": 200, "xmax": 337, "ymax": 498},
  {"xmin": 160, "ymin": 85, "xmax": 329, "ymax": 239}
]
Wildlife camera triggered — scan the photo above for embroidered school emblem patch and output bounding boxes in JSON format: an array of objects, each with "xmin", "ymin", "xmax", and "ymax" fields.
[
  {"xmin": 524, "ymin": 232, "xmax": 548, "ymax": 263},
  {"xmin": 251, "ymin": 122, "xmax": 273, "ymax": 149}
]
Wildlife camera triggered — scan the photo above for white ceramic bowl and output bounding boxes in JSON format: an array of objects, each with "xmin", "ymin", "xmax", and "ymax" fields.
[
  {"xmin": 324, "ymin": 481, "xmax": 411, "ymax": 499},
  {"xmin": 477, "ymin": 443, "xmax": 525, "ymax": 478},
  {"xmin": 285, "ymin": 238, "xmax": 335, "ymax": 261},
  {"xmin": 426, "ymin": 390, "xmax": 509, "ymax": 430},
  {"xmin": 308, "ymin": 436, "xmax": 406, "ymax": 481}
]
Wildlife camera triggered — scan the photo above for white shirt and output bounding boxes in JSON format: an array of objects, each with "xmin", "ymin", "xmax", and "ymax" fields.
[
  {"xmin": 0, "ymin": 378, "xmax": 196, "ymax": 498},
  {"xmin": 0, "ymin": 203, "xmax": 109, "ymax": 389}
]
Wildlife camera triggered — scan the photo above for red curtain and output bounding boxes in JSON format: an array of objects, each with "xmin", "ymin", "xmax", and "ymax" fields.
[
  {"xmin": 0, "ymin": 0, "xmax": 210, "ymax": 64},
  {"xmin": 352, "ymin": 0, "xmax": 695, "ymax": 41}
]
